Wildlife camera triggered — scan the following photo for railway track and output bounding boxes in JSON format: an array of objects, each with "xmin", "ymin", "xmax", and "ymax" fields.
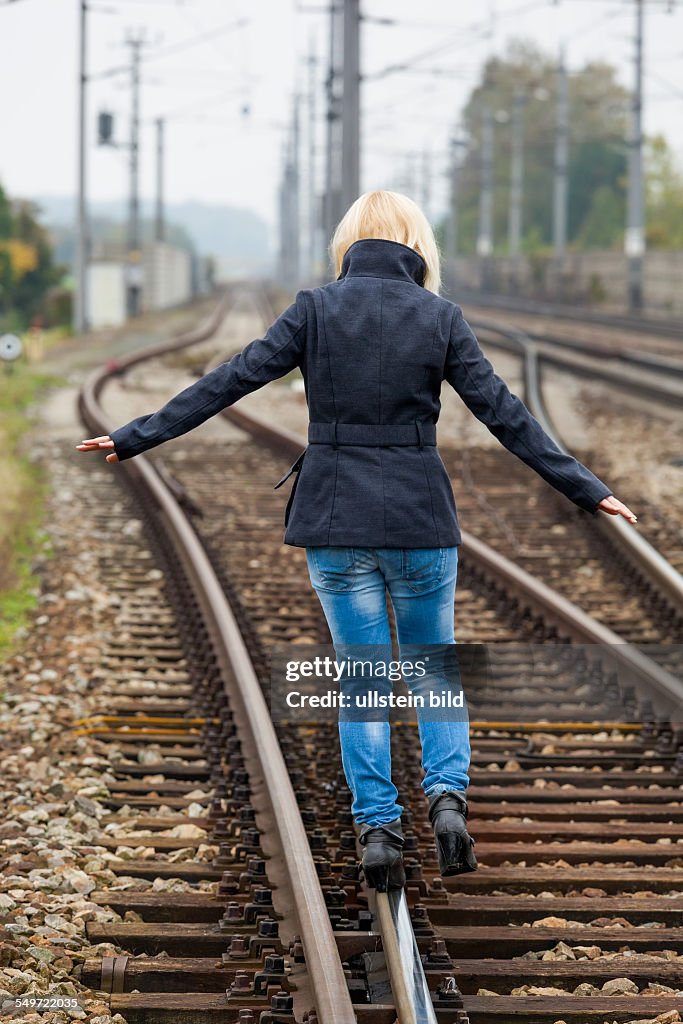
[
  {"xmin": 73, "ymin": 290, "xmax": 683, "ymax": 1023},
  {"xmin": 454, "ymin": 291, "xmax": 683, "ymax": 350},
  {"xmin": 461, "ymin": 316, "xmax": 683, "ymax": 628}
]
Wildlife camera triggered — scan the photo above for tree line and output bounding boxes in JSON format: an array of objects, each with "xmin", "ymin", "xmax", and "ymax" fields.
[
  {"xmin": 440, "ymin": 41, "xmax": 683, "ymax": 255},
  {"xmin": 0, "ymin": 184, "xmax": 68, "ymax": 333}
]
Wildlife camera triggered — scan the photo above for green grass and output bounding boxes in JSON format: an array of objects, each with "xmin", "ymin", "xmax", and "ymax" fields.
[{"xmin": 0, "ymin": 361, "xmax": 66, "ymax": 661}]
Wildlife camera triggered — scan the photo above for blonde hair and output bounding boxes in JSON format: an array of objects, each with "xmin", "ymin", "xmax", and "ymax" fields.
[{"xmin": 330, "ymin": 190, "xmax": 442, "ymax": 294}]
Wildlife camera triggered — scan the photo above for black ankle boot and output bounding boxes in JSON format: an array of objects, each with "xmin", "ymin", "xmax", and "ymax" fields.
[
  {"xmin": 428, "ymin": 791, "xmax": 477, "ymax": 877},
  {"xmin": 358, "ymin": 819, "xmax": 406, "ymax": 892}
]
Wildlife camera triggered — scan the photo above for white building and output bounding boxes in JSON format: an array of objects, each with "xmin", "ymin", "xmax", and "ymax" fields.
[
  {"xmin": 86, "ymin": 242, "xmax": 194, "ymax": 328},
  {"xmin": 143, "ymin": 242, "xmax": 193, "ymax": 312}
]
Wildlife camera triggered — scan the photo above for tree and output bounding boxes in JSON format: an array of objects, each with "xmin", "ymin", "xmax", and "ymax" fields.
[
  {"xmin": 0, "ymin": 186, "xmax": 63, "ymax": 328},
  {"xmin": 645, "ymin": 134, "xmax": 683, "ymax": 249},
  {"xmin": 446, "ymin": 40, "xmax": 630, "ymax": 254}
]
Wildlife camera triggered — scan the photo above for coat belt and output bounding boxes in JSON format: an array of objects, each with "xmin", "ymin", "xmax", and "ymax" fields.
[{"xmin": 307, "ymin": 422, "xmax": 437, "ymax": 447}]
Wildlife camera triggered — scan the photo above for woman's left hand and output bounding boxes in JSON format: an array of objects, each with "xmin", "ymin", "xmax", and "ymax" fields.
[
  {"xmin": 75, "ymin": 435, "xmax": 119, "ymax": 463},
  {"xmin": 597, "ymin": 494, "xmax": 637, "ymax": 524}
]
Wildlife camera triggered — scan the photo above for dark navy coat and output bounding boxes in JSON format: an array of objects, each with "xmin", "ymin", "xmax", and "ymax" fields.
[{"xmin": 109, "ymin": 238, "xmax": 612, "ymax": 548}]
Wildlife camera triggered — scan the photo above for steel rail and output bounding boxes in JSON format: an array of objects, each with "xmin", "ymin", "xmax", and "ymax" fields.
[
  {"xmin": 455, "ymin": 288, "xmax": 683, "ymax": 341},
  {"xmin": 468, "ymin": 316, "xmax": 683, "ymax": 618},
  {"xmin": 510, "ymin": 327, "xmax": 683, "ymax": 380},
  {"xmin": 470, "ymin": 317, "xmax": 683, "ymax": 403},
  {"xmin": 375, "ymin": 894, "xmax": 417, "ymax": 1024},
  {"xmin": 77, "ymin": 295, "xmax": 357, "ymax": 1024}
]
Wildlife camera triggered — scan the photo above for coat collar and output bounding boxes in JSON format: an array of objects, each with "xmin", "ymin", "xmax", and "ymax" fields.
[{"xmin": 337, "ymin": 238, "xmax": 426, "ymax": 286}]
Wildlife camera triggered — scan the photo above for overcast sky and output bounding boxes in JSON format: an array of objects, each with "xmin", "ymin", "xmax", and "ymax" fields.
[{"xmin": 3, "ymin": 0, "xmax": 682, "ymax": 233}]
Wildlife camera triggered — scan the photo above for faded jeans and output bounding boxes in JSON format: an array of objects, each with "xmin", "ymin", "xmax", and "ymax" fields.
[{"xmin": 305, "ymin": 546, "xmax": 470, "ymax": 826}]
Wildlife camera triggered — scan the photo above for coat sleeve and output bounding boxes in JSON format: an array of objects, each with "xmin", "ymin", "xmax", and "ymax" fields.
[
  {"xmin": 109, "ymin": 292, "xmax": 308, "ymax": 461},
  {"xmin": 443, "ymin": 305, "xmax": 613, "ymax": 513}
]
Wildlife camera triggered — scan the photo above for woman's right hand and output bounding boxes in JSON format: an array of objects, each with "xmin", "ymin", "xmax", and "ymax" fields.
[
  {"xmin": 75, "ymin": 435, "xmax": 119, "ymax": 463},
  {"xmin": 597, "ymin": 494, "xmax": 637, "ymax": 524}
]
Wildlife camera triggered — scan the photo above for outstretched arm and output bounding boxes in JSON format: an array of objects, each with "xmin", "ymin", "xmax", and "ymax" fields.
[
  {"xmin": 444, "ymin": 305, "xmax": 637, "ymax": 524},
  {"xmin": 77, "ymin": 293, "xmax": 307, "ymax": 463}
]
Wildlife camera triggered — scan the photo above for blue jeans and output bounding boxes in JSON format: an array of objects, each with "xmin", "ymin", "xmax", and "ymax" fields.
[{"xmin": 305, "ymin": 546, "xmax": 470, "ymax": 826}]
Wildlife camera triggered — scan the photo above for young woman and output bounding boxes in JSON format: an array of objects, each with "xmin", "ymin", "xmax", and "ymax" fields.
[{"xmin": 77, "ymin": 190, "xmax": 636, "ymax": 892}]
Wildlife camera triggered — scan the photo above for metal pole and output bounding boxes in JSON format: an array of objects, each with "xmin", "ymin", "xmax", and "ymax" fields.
[
  {"xmin": 127, "ymin": 33, "xmax": 143, "ymax": 318},
  {"xmin": 553, "ymin": 48, "xmax": 569, "ymax": 272},
  {"xmin": 75, "ymin": 0, "xmax": 89, "ymax": 334},
  {"xmin": 278, "ymin": 144, "xmax": 288, "ymax": 287},
  {"xmin": 341, "ymin": 0, "xmax": 360, "ymax": 211},
  {"xmin": 626, "ymin": 0, "xmax": 645, "ymax": 311},
  {"xmin": 445, "ymin": 137, "xmax": 458, "ymax": 266},
  {"xmin": 291, "ymin": 92, "xmax": 301, "ymax": 289},
  {"xmin": 323, "ymin": 5, "xmax": 333, "ymax": 253},
  {"xmin": 324, "ymin": 1, "xmax": 343, "ymax": 270},
  {"xmin": 508, "ymin": 89, "xmax": 525, "ymax": 257},
  {"xmin": 421, "ymin": 147, "xmax": 431, "ymax": 219},
  {"xmin": 155, "ymin": 117, "xmax": 165, "ymax": 243},
  {"xmin": 307, "ymin": 39, "xmax": 317, "ymax": 282},
  {"xmin": 445, "ymin": 135, "xmax": 465, "ymax": 294},
  {"xmin": 477, "ymin": 106, "xmax": 494, "ymax": 289}
]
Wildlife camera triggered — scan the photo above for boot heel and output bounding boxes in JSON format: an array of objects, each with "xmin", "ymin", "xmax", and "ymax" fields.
[
  {"xmin": 437, "ymin": 832, "xmax": 478, "ymax": 877},
  {"xmin": 388, "ymin": 858, "xmax": 407, "ymax": 890},
  {"xmin": 359, "ymin": 819, "xmax": 406, "ymax": 892},
  {"xmin": 363, "ymin": 858, "xmax": 406, "ymax": 892}
]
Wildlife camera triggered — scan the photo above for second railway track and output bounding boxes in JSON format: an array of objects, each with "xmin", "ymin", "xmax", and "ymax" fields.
[{"xmin": 72, "ymin": 289, "xmax": 683, "ymax": 1024}]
